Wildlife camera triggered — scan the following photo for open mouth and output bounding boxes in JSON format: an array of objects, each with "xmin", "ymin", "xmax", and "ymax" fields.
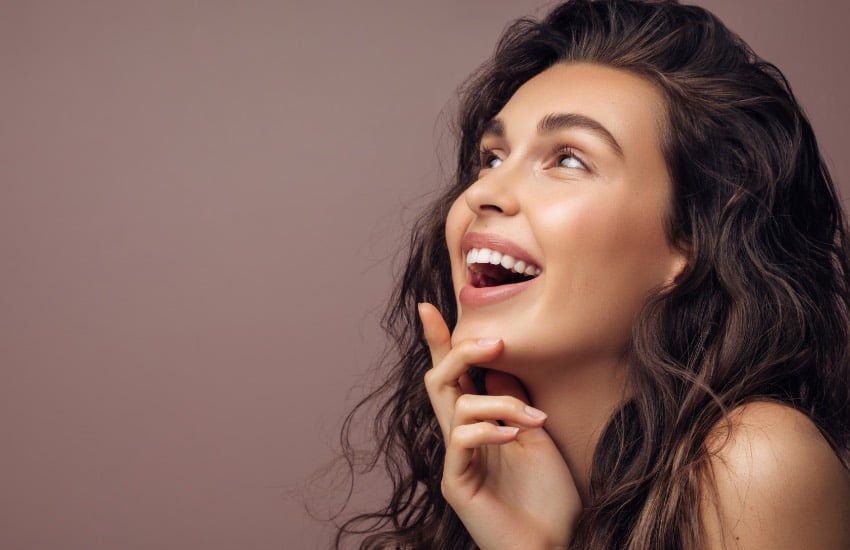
[
  {"xmin": 468, "ymin": 262, "xmax": 539, "ymax": 288},
  {"xmin": 467, "ymin": 256, "xmax": 540, "ymax": 288},
  {"xmin": 460, "ymin": 243, "xmax": 543, "ymax": 306}
]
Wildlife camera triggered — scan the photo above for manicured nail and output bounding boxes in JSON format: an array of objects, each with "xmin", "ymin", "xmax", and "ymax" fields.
[
  {"xmin": 477, "ymin": 337, "xmax": 502, "ymax": 346},
  {"xmin": 524, "ymin": 405, "xmax": 547, "ymax": 419},
  {"xmin": 497, "ymin": 425, "xmax": 519, "ymax": 435}
]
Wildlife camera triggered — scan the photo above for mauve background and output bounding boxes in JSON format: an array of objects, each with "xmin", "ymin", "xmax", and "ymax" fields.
[{"xmin": 1, "ymin": 1, "xmax": 847, "ymax": 548}]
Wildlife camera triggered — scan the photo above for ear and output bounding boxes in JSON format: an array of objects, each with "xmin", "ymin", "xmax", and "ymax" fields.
[{"xmin": 665, "ymin": 246, "xmax": 690, "ymax": 287}]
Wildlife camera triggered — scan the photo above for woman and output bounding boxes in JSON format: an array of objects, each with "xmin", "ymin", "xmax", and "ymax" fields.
[{"xmin": 329, "ymin": 0, "xmax": 850, "ymax": 547}]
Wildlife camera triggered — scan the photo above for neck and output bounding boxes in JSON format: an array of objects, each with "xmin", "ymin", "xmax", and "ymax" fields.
[{"xmin": 518, "ymin": 355, "xmax": 630, "ymax": 506}]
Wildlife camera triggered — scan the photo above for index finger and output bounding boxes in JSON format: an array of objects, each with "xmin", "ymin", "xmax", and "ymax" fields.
[
  {"xmin": 418, "ymin": 301, "xmax": 463, "ymax": 436},
  {"xmin": 417, "ymin": 302, "xmax": 451, "ymax": 369},
  {"xmin": 418, "ymin": 302, "xmax": 503, "ymax": 438}
]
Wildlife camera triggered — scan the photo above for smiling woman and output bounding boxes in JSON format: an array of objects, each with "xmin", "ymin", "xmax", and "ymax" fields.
[
  {"xmin": 446, "ymin": 63, "xmax": 686, "ymax": 383},
  {"xmin": 326, "ymin": 0, "xmax": 850, "ymax": 548}
]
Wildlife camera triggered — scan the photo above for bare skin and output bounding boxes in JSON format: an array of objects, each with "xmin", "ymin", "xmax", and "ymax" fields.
[
  {"xmin": 443, "ymin": 62, "xmax": 686, "ymax": 506},
  {"xmin": 698, "ymin": 401, "xmax": 850, "ymax": 549},
  {"xmin": 421, "ymin": 61, "xmax": 850, "ymax": 548},
  {"xmin": 420, "ymin": 302, "xmax": 580, "ymax": 549}
]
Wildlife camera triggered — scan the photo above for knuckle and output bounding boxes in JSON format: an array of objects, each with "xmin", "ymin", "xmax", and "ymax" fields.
[
  {"xmin": 423, "ymin": 368, "xmax": 436, "ymax": 388},
  {"xmin": 440, "ymin": 477, "xmax": 454, "ymax": 499},
  {"xmin": 505, "ymin": 396, "xmax": 527, "ymax": 414},
  {"xmin": 455, "ymin": 393, "xmax": 474, "ymax": 409},
  {"xmin": 449, "ymin": 424, "xmax": 464, "ymax": 443},
  {"xmin": 450, "ymin": 424, "xmax": 471, "ymax": 445},
  {"xmin": 472, "ymin": 422, "xmax": 490, "ymax": 439},
  {"xmin": 461, "ymin": 338, "xmax": 484, "ymax": 354},
  {"xmin": 490, "ymin": 395, "xmax": 523, "ymax": 416}
]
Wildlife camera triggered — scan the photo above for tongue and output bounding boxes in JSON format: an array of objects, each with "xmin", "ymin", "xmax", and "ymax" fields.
[
  {"xmin": 471, "ymin": 264, "xmax": 531, "ymax": 287},
  {"xmin": 471, "ymin": 271, "xmax": 502, "ymax": 288}
]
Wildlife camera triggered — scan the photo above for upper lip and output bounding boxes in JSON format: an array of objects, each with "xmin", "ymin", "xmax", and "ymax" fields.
[{"xmin": 461, "ymin": 231, "xmax": 543, "ymax": 270}]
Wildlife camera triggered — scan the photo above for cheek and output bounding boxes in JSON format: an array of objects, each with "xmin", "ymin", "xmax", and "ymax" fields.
[
  {"xmin": 538, "ymin": 192, "xmax": 670, "ymax": 305},
  {"xmin": 445, "ymin": 195, "xmax": 474, "ymax": 287},
  {"xmin": 446, "ymin": 195, "xmax": 471, "ymax": 234},
  {"xmin": 445, "ymin": 197, "xmax": 469, "ymax": 254},
  {"xmin": 532, "ymin": 193, "xmax": 670, "ymax": 355},
  {"xmin": 536, "ymin": 195, "xmax": 622, "ymax": 265}
]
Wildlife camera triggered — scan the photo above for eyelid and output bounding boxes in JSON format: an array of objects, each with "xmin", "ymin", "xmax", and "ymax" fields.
[
  {"xmin": 550, "ymin": 144, "xmax": 590, "ymax": 172},
  {"xmin": 477, "ymin": 144, "xmax": 591, "ymax": 172},
  {"xmin": 478, "ymin": 146, "xmax": 500, "ymax": 169}
]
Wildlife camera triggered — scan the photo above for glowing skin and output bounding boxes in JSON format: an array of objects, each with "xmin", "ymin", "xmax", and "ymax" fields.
[
  {"xmin": 426, "ymin": 60, "xmax": 850, "ymax": 550},
  {"xmin": 444, "ymin": 62, "xmax": 688, "ymax": 502},
  {"xmin": 447, "ymin": 61, "xmax": 686, "ymax": 368}
]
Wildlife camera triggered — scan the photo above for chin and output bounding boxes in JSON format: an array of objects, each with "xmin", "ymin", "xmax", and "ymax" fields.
[{"xmin": 450, "ymin": 317, "xmax": 496, "ymax": 347}]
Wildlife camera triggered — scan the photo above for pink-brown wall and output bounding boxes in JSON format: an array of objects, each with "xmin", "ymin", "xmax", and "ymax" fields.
[{"xmin": 1, "ymin": 1, "xmax": 848, "ymax": 548}]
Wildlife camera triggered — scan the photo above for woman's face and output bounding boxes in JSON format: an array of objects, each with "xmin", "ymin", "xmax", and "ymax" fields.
[{"xmin": 444, "ymin": 62, "xmax": 687, "ymax": 374}]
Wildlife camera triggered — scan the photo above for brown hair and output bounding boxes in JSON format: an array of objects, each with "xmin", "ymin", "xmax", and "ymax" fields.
[{"xmin": 320, "ymin": 0, "xmax": 850, "ymax": 547}]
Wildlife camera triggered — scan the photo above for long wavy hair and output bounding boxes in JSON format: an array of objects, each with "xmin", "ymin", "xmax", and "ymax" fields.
[{"xmin": 320, "ymin": 0, "xmax": 850, "ymax": 547}]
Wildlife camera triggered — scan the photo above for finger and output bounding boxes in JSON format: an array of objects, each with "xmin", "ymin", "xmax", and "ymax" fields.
[
  {"xmin": 451, "ymin": 393, "xmax": 547, "ymax": 431},
  {"xmin": 424, "ymin": 337, "xmax": 503, "ymax": 389},
  {"xmin": 484, "ymin": 369, "xmax": 534, "ymax": 428},
  {"xmin": 418, "ymin": 303, "xmax": 505, "ymax": 436},
  {"xmin": 423, "ymin": 338, "xmax": 504, "ymax": 438},
  {"xmin": 418, "ymin": 303, "xmax": 504, "ymax": 388},
  {"xmin": 417, "ymin": 302, "xmax": 451, "ymax": 369},
  {"xmin": 444, "ymin": 422, "xmax": 519, "ymax": 479},
  {"xmin": 483, "ymin": 370, "xmax": 557, "ymax": 445}
]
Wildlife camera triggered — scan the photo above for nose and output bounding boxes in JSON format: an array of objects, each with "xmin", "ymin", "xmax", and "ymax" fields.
[{"xmin": 463, "ymin": 161, "xmax": 521, "ymax": 216}]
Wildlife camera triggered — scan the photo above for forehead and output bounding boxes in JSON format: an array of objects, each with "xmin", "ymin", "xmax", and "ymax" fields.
[{"xmin": 491, "ymin": 62, "xmax": 668, "ymax": 158}]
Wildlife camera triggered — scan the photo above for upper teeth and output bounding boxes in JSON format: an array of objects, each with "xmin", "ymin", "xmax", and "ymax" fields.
[{"xmin": 465, "ymin": 247, "xmax": 542, "ymax": 277}]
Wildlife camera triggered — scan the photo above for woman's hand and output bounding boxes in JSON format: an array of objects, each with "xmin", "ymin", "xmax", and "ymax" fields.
[{"xmin": 418, "ymin": 302, "xmax": 582, "ymax": 550}]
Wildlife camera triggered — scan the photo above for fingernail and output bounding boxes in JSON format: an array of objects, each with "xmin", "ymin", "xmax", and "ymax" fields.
[
  {"xmin": 417, "ymin": 303, "xmax": 424, "ymax": 317},
  {"xmin": 524, "ymin": 405, "xmax": 547, "ymax": 419},
  {"xmin": 497, "ymin": 425, "xmax": 519, "ymax": 435},
  {"xmin": 477, "ymin": 337, "xmax": 502, "ymax": 346}
]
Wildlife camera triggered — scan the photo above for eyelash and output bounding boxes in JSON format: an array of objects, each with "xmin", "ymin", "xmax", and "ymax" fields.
[{"xmin": 477, "ymin": 144, "xmax": 589, "ymax": 172}]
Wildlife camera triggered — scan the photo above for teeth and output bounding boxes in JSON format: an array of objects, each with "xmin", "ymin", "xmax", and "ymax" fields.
[{"xmin": 465, "ymin": 247, "xmax": 542, "ymax": 276}]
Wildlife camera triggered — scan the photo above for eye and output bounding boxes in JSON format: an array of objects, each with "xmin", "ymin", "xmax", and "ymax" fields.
[
  {"xmin": 478, "ymin": 147, "xmax": 502, "ymax": 170},
  {"xmin": 552, "ymin": 145, "xmax": 588, "ymax": 171},
  {"xmin": 477, "ymin": 144, "xmax": 590, "ymax": 173}
]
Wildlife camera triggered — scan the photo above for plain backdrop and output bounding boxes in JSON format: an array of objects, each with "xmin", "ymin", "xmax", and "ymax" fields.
[{"xmin": 1, "ymin": 1, "xmax": 848, "ymax": 548}]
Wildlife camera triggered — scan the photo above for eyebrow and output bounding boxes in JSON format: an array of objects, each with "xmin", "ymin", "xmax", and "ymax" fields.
[{"xmin": 481, "ymin": 112, "xmax": 624, "ymax": 160}]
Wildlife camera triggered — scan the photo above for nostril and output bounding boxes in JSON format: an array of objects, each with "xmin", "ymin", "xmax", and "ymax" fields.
[{"xmin": 480, "ymin": 205, "xmax": 503, "ymax": 213}]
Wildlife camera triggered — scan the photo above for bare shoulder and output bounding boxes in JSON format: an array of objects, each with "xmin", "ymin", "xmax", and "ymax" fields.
[{"xmin": 699, "ymin": 400, "xmax": 850, "ymax": 549}]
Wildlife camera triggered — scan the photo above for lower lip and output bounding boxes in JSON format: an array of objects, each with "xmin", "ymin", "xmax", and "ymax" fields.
[{"xmin": 459, "ymin": 275, "xmax": 541, "ymax": 307}]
